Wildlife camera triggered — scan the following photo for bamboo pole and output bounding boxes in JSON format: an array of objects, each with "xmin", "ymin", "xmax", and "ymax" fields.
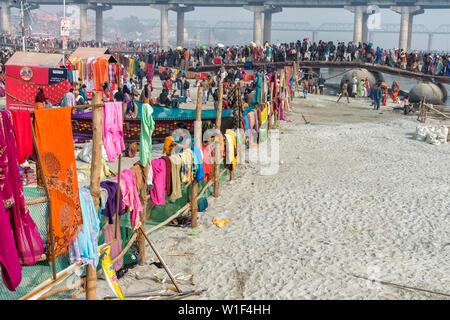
[
  {"xmin": 86, "ymin": 90, "xmax": 103, "ymax": 300},
  {"xmin": 137, "ymin": 164, "xmax": 149, "ymax": 265},
  {"xmin": 20, "ymin": 262, "xmax": 84, "ymax": 300},
  {"xmin": 274, "ymin": 71, "xmax": 279, "ymax": 122},
  {"xmin": 269, "ymin": 72, "xmax": 273, "ymax": 130},
  {"xmin": 29, "ymin": 117, "xmax": 57, "ymax": 281},
  {"xmin": 191, "ymin": 86, "xmax": 203, "ymax": 228},
  {"xmin": 115, "ymin": 154, "xmax": 122, "ymax": 239},
  {"xmin": 138, "ymin": 227, "xmax": 182, "ymax": 293},
  {"xmin": 214, "ymin": 83, "xmax": 224, "ymax": 198},
  {"xmin": 25, "ymin": 196, "xmax": 48, "ymax": 205}
]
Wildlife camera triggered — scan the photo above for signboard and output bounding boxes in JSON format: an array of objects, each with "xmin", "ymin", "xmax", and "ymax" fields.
[
  {"xmin": 48, "ymin": 68, "xmax": 68, "ymax": 84},
  {"xmin": 60, "ymin": 17, "xmax": 70, "ymax": 36},
  {"xmin": 62, "ymin": 36, "xmax": 68, "ymax": 50}
]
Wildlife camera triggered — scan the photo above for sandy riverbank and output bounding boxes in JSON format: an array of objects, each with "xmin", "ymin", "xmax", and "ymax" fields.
[{"xmin": 91, "ymin": 90, "xmax": 450, "ymax": 300}]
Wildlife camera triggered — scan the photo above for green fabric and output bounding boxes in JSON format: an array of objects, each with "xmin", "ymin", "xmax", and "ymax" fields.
[
  {"xmin": 255, "ymin": 73, "xmax": 262, "ymax": 105},
  {"xmin": 259, "ymin": 119, "xmax": 269, "ymax": 142},
  {"xmin": 139, "ymin": 103, "xmax": 155, "ymax": 168},
  {"xmin": 357, "ymin": 81, "xmax": 364, "ymax": 98}
]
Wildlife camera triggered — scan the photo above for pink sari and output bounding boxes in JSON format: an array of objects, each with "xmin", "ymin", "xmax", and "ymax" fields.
[{"xmin": 0, "ymin": 111, "xmax": 44, "ymax": 267}]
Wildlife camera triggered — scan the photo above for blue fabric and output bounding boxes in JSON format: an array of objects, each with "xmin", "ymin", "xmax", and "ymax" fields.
[
  {"xmin": 69, "ymin": 188, "xmax": 100, "ymax": 269},
  {"xmin": 244, "ymin": 115, "xmax": 249, "ymax": 133},
  {"xmin": 192, "ymin": 146, "xmax": 205, "ymax": 182}
]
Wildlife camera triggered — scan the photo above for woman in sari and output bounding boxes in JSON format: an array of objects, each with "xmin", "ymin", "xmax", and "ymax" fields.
[
  {"xmin": 390, "ymin": 81, "xmax": 400, "ymax": 103},
  {"xmin": 34, "ymin": 88, "xmax": 47, "ymax": 110},
  {"xmin": 356, "ymin": 79, "xmax": 364, "ymax": 98}
]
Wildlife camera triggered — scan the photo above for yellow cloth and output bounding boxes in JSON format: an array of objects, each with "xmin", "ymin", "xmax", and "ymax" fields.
[
  {"xmin": 261, "ymin": 105, "xmax": 268, "ymax": 123},
  {"xmin": 129, "ymin": 58, "xmax": 135, "ymax": 77},
  {"xmin": 163, "ymin": 136, "xmax": 174, "ymax": 155},
  {"xmin": 213, "ymin": 218, "xmax": 230, "ymax": 228},
  {"xmin": 140, "ymin": 61, "xmax": 146, "ymax": 71},
  {"xmin": 82, "ymin": 159, "xmax": 117, "ymax": 181},
  {"xmin": 225, "ymin": 129, "xmax": 237, "ymax": 170}
]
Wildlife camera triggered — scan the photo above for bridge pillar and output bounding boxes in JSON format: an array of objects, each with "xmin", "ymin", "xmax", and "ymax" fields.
[
  {"xmin": 392, "ymin": 6, "xmax": 424, "ymax": 51},
  {"xmin": 93, "ymin": 3, "xmax": 112, "ymax": 43},
  {"xmin": 352, "ymin": 6, "xmax": 364, "ymax": 44},
  {"xmin": 362, "ymin": 13, "xmax": 369, "ymax": 43},
  {"xmin": 151, "ymin": 4, "xmax": 176, "ymax": 50},
  {"xmin": 427, "ymin": 33, "xmax": 433, "ymax": 51},
  {"xmin": 263, "ymin": 6, "xmax": 282, "ymax": 44},
  {"xmin": 172, "ymin": 5, "xmax": 194, "ymax": 47},
  {"xmin": 345, "ymin": 6, "xmax": 374, "ymax": 44},
  {"xmin": 79, "ymin": 3, "xmax": 88, "ymax": 41},
  {"xmin": 94, "ymin": 4, "xmax": 112, "ymax": 44},
  {"xmin": 244, "ymin": 5, "xmax": 270, "ymax": 47},
  {"xmin": 1, "ymin": 1, "xmax": 11, "ymax": 34}
]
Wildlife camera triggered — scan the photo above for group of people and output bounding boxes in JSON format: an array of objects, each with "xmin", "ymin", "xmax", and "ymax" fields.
[
  {"xmin": 335, "ymin": 77, "xmax": 411, "ymax": 114},
  {"xmin": 3, "ymin": 33, "xmax": 450, "ymax": 78}
]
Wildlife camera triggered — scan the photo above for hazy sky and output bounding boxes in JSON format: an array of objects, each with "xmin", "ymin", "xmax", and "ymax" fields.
[{"xmin": 37, "ymin": 5, "xmax": 450, "ymax": 50}]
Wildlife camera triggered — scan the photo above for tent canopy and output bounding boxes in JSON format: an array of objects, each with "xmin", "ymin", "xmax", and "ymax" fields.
[
  {"xmin": 68, "ymin": 47, "xmax": 117, "ymax": 63},
  {"xmin": 5, "ymin": 51, "xmax": 64, "ymax": 68}
]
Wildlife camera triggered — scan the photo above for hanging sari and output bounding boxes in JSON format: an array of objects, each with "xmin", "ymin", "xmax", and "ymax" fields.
[
  {"xmin": 34, "ymin": 108, "xmax": 82, "ymax": 260},
  {"xmin": 0, "ymin": 111, "xmax": 44, "ymax": 266}
]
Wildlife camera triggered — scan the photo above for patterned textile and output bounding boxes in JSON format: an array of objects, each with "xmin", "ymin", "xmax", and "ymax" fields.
[
  {"xmin": 6, "ymin": 75, "xmax": 70, "ymax": 110},
  {"xmin": 179, "ymin": 149, "xmax": 194, "ymax": 183},
  {"xmin": 227, "ymin": 85, "xmax": 244, "ymax": 129},
  {"xmin": 34, "ymin": 107, "xmax": 82, "ymax": 260},
  {"xmin": 0, "ymin": 111, "xmax": 44, "ymax": 267}
]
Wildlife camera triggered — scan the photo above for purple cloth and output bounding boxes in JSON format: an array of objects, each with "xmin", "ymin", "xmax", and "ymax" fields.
[
  {"xmin": 72, "ymin": 112, "xmax": 93, "ymax": 118},
  {"xmin": 100, "ymin": 180, "xmax": 124, "ymax": 224},
  {"xmin": 0, "ymin": 111, "xmax": 44, "ymax": 267}
]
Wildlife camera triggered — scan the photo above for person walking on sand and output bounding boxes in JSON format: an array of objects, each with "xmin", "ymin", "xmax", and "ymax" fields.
[
  {"xmin": 318, "ymin": 74, "xmax": 326, "ymax": 95},
  {"xmin": 302, "ymin": 79, "xmax": 308, "ymax": 99},
  {"xmin": 337, "ymin": 80, "xmax": 350, "ymax": 103},
  {"xmin": 374, "ymin": 81, "xmax": 382, "ymax": 110}
]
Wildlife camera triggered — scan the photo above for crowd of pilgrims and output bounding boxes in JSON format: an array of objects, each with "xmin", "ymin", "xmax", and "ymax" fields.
[{"xmin": 1, "ymin": 34, "xmax": 450, "ymax": 76}]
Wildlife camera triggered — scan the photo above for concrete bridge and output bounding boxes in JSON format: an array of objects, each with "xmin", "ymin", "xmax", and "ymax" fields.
[
  {"xmin": 1, "ymin": 0, "xmax": 450, "ymax": 51},
  {"xmin": 189, "ymin": 60, "xmax": 450, "ymax": 85}
]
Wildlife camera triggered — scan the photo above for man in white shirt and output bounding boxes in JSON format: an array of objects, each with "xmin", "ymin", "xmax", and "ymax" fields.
[{"xmin": 63, "ymin": 88, "xmax": 75, "ymax": 107}]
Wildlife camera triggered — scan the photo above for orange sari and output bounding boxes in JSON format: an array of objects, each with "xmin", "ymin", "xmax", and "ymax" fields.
[
  {"xmin": 34, "ymin": 107, "xmax": 82, "ymax": 260},
  {"xmin": 390, "ymin": 82, "xmax": 400, "ymax": 103}
]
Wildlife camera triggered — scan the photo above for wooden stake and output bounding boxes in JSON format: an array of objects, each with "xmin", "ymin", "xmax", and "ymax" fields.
[
  {"xmin": 138, "ymin": 227, "xmax": 182, "ymax": 293},
  {"xmin": 87, "ymin": 90, "xmax": 104, "ymax": 301},
  {"xmin": 137, "ymin": 163, "xmax": 149, "ymax": 265},
  {"xmin": 191, "ymin": 85, "xmax": 203, "ymax": 228},
  {"xmin": 30, "ymin": 117, "xmax": 56, "ymax": 281},
  {"xmin": 214, "ymin": 83, "xmax": 223, "ymax": 198},
  {"xmin": 20, "ymin": 262, "xmax": 84, "ymax": 300},
  {"xmin": 115, "ymin": 154, "xmax": 122, "ymax": 239}
]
